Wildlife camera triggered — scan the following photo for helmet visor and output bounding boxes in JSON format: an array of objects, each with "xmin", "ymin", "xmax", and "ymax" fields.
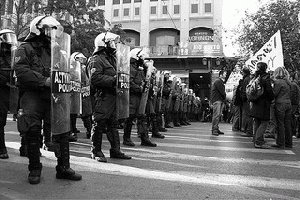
[
  {"xmin": 47, "ymin": 25, "xmax": 64, "ymax": 38},
  {"xmin": 0, "ymin": 32, "xmax": 17, "ymax": 45}
]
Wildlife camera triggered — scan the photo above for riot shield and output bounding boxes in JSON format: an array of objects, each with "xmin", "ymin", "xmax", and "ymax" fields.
[
  {"xmin": 9, "ymin": 45, "xmax": 19, "ymax": 114},
  {"xmin": 166, "ymin": 76, "xmax": 177, "ymax": 110},
  {"xmin": 70, "ymin": 53, "xmax": 82, "ymax": 115},
  {"xmin": 156, "ymin": 70, "xmax": 165, "ymax": 113},
  {"xmin": 116, "ymin": 43, "xmax": 130, "ymax": 120},
  {"xmin": 51, "ymin": 32, "xmax": 71, "ymax": 135},
  {"xmin": 81, "ymin": 62, "xmax": 92, "ymax": 117},
  {"xmin": 138, "ymin": 60, "xmax": 154, "ymax": 115}
]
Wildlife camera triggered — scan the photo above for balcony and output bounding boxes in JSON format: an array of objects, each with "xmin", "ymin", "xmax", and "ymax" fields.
[{"xmin": 145, "ymin": 42, "xmax": 224, "ymax": 58}]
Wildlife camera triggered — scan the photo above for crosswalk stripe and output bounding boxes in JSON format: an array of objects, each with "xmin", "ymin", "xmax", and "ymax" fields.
[{"xmin": 4, "ymin": 142, "xmax": 300, "ymax": 194}]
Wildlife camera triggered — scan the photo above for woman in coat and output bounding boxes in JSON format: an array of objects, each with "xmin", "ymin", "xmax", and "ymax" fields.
[{"xmin": 272, "ymin": 67, "xmax": 293, "ymax": 148}]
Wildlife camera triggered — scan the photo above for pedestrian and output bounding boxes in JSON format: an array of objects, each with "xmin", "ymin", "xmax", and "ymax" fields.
[
  {"xmin": 211, "ymin": 70, "xmax": 227, "ymax": 136},
  {"xmin": 240, "ymin": 66, "xmax": 253, "ymax": 137},
  {"xmin": 231, "ymin": 79, "xmax": 243, "ymax": 131},
  {"xmin": 88, "ymin": 32, "xmax": 131, "ymax": 162},
  {"xmin": 14, "ymin": 15, "xmax": 82, "ymax": 184},
  {"xmin": 122, "ymin": 48, "xmax": 157, "ymax": 147},
  {"xmin": 0, "ymin": 29, "xmax": 18, "ymax": 159},
  {"xmin": 249, "ymin": 62, "xmax": 274, "ymax": 148},
  {"xmin": 271, "ymin": 67, "xmax": 293, "ymax": 148},
  {"xmin": 288, "ymin": 71, "xmax": 300, "ymax": 139}
]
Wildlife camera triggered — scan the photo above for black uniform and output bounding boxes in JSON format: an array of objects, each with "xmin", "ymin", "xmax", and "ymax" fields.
[
  {"xmin": 89, "ymin": 47, "xmax": 131, "ymax": 162},
  {"xmin": 123, "ymin": 58, "xmax": 157, "ymax": 147},
  {"xmin": 14, "ymin": 33, "xmax": 81, "ymax": 184},
  {"xmin": 0, "ymin": 46, "xmax": 11, "ymax": 159}
]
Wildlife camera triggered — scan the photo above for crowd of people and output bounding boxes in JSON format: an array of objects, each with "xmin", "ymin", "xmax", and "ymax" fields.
[{"xmin": 225, "ymin": 62, "xmax": 300, "ymax": 149}]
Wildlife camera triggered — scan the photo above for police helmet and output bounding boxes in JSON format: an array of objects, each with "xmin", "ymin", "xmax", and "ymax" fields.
[
  {"xmin": 28, "ymin": 16, "xmax": 63, "ymax": 38},
  {"xmin": 130, "ymin": 48, "xmax": 148, "ymax": 60},
  {"xmin": 71, "ymin": 52, "xmax": 87, "ymax": 65},
  {"xmin": 94, "ymin": 32, "xmax": 120, "ymax": 52},
  {"xmin": 0, "ymin": 29, "xmax": 17, "ymax": 45}
]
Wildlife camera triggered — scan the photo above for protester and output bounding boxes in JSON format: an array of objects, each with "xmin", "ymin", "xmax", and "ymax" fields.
[
  {"xmin": 14, "ymin": 15, "xmax": 82, "ymax": 184},
  {"xmin": 240, "ymin": 66, "xmax": 253, "ymax": 137},
  {"xmin": 249, "ymin": 62, "xmax": 274, "ymax": 148},
  {"xmin": 231, "ymin": 79, "xmax": 243, "ymax": 131},
  {"xmin": 211, "ymin": 70, "xmax": 227, "ymax": 136},
  {"xmin": 88, "ymin": 32, "xmax": 132, "ymax": 162},
  {"xmin": 0, "ymin": 29, "xmax": 18, "ymax": 159},
  {"xmin": 271, "ymin": 67, "xmax": 293, "ymax": 148}
]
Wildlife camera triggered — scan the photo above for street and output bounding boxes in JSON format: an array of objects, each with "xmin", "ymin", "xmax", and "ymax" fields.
[{"xmin": 1, "ymin": 115, "xmax": 300, "ymax": 200}]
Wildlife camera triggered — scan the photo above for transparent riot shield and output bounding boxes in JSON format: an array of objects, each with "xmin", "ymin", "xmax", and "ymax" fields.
[
  {"xmin": 81, "ymin": 63, "xmax": 92, "ymax": 117},
  {"xmin": 138, "ymin": 60, "xmax": 154, "ymax": 115},
  {"xmin": 9, "ymin": 45, "xmax": 19, "ymax": 114},
  {"xmin": 51, "ymin": 32, "xmax": 71, "ymax": 135},
  {"xmin": 116, "ymin": 43, "xmax": 130, "ymax": 120},
  {"xmin": 70, "ymin": 54, "xmax": 82, "ymax": 115}
]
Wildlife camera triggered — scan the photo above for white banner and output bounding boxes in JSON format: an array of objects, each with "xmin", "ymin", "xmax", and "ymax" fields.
[
  {"xmin": 225, "ymin": 69, "xmax": 243, "ymax": 101},
  {"xmin": 245, "ymin": 30, "xmax": 284, "ymax": 73}
]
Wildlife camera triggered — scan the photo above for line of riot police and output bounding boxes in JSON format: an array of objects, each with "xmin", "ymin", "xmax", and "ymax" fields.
[{"xmin": 0, "ymin": 15, "xmax": 203, "ymax": 185}]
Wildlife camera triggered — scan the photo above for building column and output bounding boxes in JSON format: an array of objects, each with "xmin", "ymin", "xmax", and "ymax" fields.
[
  {"xmin": 180, "ymin": 0, "xmax": 190, "ymax": 43},
  {"xmin": 140, "ymin": 0, "xmax": 150, "ymax": 47}
]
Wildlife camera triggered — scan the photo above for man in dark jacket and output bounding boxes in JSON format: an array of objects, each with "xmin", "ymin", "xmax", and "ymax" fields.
[
  {"xmin": 240, "ymin": 67, "xmax": 253, "ymax": 137},
  {"xmin": 89, "ymin": 32, "xmax": 131, "ymax": 162},
  {"xmin": 0, "ymin": 29, "xmax": 17, "ymax": 159},
  {"xmin": 249, "ymin": 62, "xmax": 274, "ymax": 148},
  {"xmin": 122, "ymin": 48, "xmax": 157, "ymax": 147},
  {"xmin": 211, "ymin": 70, "xmax": 227, "ymax": 136},
  {"xmin": 14, "ymin": 16, "xmax": 81, "ymax": 184}
]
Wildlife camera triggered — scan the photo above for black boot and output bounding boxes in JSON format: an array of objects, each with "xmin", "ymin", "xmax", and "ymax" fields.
[
  {"xmin": 91, "ymin": 129, "xmax": 107, "ymax": 163},
  {"xmin": 54, "ymin": 133, "xmax": 82, "ymax": 181},
  {"xmin": 82, "ymin": 116, "xmax": 92, "ymax": 139},
  {"xmin": 123, "ymin": 118, "xmax": 135, "ymax": 146},
  {"xmin": 27, "ymin": 135, "xmax": 42, "ymax": 184},
  {"xmin": 138, "ymin": 118, "xmax": 157, "ymax": 147},
  {"xmin": 107, "ymin": 128, "xmax": 131, "ymax": 159},
  {"xmin": 0, "ymin": 127, "xmax": 8, "ymax": 159},
  {"xmin": 19, "ymin": 135, "xmax": 28, "ymax": 157},
  {"xmin": 151, "ymin": 114, "xmax": 165, "ymax": 139}
]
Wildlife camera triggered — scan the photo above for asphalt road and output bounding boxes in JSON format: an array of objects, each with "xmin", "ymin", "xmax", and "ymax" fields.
[{"xmin": 1, "ymin": 115, "xmax": 300, "ymax": 200}]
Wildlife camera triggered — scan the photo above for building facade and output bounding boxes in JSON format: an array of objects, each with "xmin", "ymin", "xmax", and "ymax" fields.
[
  {"xmin": 0, "ymin": 0, "xmax": 224, "ymax": 99},
  {"xmin": 92, "ymin": 0, "xmax": 224, "ymax": 99}
]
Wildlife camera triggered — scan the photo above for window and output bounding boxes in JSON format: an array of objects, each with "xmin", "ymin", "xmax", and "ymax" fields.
[
  {"xmin": 135, "ymin": 7, "xmax": 140, "ymax": 15},
  {"xmin": 113, "ymin": 9, "xmax": 119, "ymax": 17},
  {"xmin": 124, "ymin": 8, "xmax": 129, "ymax": 16},
  {"xmin": 134, "ymin": 0, "xmax": 141, "ymax": 2},
  {"xmin": 123, "ymin": 0, "xmax": 131, "ymax": 3},
  {"xmin": 113, "ymin": 0, "xmax": 120, "ymax": 4},
  {"xmin": 191, "ymin": 4, "xmax": 198, "ymax": 13},
  {"xmin": 162, "ymin": 5, "xmax": 168, "ymax": 14},
  {"xmin": 205, "ymin": 3, "xmax": 212, "ymax": 13},
  {"xmin": 98, "ymin": 0, "xmax": 105, "ymax": 6},
  {"xmin": 174, "ymin": 5, "xmax": 179, "ymax": 14},
  {"xmin": 150, "ymin": 6, "xmax": 156, "ymax": 15}
]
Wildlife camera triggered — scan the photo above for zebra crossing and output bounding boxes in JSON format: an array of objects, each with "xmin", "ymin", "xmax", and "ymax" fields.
[{"xmin": 3, "ymin": 119, "xmax": 300, "ymax": 199}]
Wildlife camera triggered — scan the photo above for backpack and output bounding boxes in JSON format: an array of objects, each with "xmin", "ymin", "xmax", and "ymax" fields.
[{"xmin": 246, "ymin": 75, "xmax": 264, "ymax": 101}]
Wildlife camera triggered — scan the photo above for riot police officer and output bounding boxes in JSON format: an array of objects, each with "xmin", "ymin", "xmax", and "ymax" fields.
[
  {"xmin": 88, "ymin": 32, "xmax": 131, "ymax": 162},
  {"xmin": 122, "ymin": 48, "xmax": 157, "ymax": 147},
  {"xmin": 14, "ymin": 15, "xmax": 82, "ymax": 184},
  {"xmin": 0, "ymin": 29, "xmax": 17, "ymax": 159}
]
